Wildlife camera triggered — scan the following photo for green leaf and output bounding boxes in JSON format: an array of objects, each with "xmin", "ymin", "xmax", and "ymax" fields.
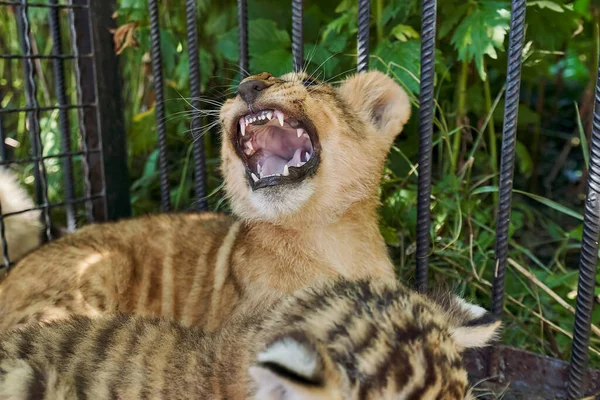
[
  {"xmin": 390, "ymin": 24, "xmax": 420, "ymax": 42},
  {"xmin": 450, "ymin": 1, "xmax": 510, "ymax": 80},
  {"xmin": 575, "ymin": 102, "xmax": 590, "ymax": 169},
  {"xmin": 515, "ymin": 140, "xmax": 533, "ymax": 178},
  {"xmin": 373, "ymin": 39, "xmax": 422, "ymax": 94},
  {"xmin": 471, "ymin": 186, "xmax": 584, "ymax": 221},
  {"xmin": 529, "ymin": 1, "xmax": 564, "ymax": 12}
]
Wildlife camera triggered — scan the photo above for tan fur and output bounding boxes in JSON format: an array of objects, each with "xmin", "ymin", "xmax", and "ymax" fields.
[
  {"xmin": 0, "ymin": 168, "xmax": 42, "ymax": 263},
  {"xmin": 0, "ymin": 278, "xmax": 500, "ymax": 399},
  {"xmin": 0, "ymin": 70, "xmax": 411, "ymax": 332}
]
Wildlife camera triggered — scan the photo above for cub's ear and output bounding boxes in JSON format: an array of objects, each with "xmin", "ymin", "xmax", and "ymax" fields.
[
  {"xmin": 337, "ymin": 70, "xmax": 411, "ymax": 141},
  {"xmin": 429, "ymin": 293, "xmax": 502, "ymax": 350},
  {"xmin": 249, "ymin": 332, "xmax": 331, "ymax": 400}
]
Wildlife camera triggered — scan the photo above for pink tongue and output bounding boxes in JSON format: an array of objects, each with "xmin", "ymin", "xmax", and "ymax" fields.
[{"xmin": 259, "ymin": 148, "xmax": 303, "ymax": 177}]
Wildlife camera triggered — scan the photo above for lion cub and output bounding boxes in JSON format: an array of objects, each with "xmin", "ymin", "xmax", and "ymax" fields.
[
  {"xmin": 0, "ymin": 71, "xmax": 411, "ymax": 331},
  {"xmin": 0, "ymin": 278, "xmax": 500, "ymax": 399}
]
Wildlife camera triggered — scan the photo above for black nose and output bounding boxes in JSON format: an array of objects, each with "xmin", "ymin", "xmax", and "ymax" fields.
[{"xmin": 237, "ymin": 79, "xmax": 268, "ymax": 105}]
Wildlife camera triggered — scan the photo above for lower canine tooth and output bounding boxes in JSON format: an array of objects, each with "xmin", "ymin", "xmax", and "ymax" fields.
[
  {"xmin": 297, "ymin": 128, "xmax": 303, "ymax": 138},
  {"xmin": 251, "ymin": 173, "xmax": 259, "ymax": 182},
  {"xmin": 246, "ymin": 141, "xmax": 253, "ymax": 151},
  {"xmin": 283, "ymin": 164, "xmax": 289, "ymax": 176},
  {"xmin": 305, "ymin": 152, "xmax": 310, "ymax": 162},
  {"xmin": 244, "ymin": 148, "xmax": 252, "ymax": 155}
]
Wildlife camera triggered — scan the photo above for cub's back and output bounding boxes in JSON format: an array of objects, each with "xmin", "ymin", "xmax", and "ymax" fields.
[{"xmin": 0, "ymin": 212, "xmax": 236, "ymax": 331}]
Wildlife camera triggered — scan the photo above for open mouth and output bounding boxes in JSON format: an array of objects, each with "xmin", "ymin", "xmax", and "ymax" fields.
[{"xmin": 235, "ymin": 108, "xmax": 320, "ymax": 189}]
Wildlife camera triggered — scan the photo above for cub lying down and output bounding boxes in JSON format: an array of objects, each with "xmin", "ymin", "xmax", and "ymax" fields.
[
  {"xmin": 0, "ymin": 278, "xmax": 500, "ymax": 400},
  {"xmin": 0, "ymin": 70, "xmax": 411, "ymax": 332}
]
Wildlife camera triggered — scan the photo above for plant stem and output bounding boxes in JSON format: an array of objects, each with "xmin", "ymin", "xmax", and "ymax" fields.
[
  {"xmin": 451, "ymin": 60, "xmax": 468, "ymax": 173},
  {"xmin": 483, "ymin": 59, "xmax": 498, "ymax": 205}
]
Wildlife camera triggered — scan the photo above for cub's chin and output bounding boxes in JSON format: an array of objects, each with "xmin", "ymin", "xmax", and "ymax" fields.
[{"xmin": 232, "ymin": 107, "xmax": 321, "ymax": 191}]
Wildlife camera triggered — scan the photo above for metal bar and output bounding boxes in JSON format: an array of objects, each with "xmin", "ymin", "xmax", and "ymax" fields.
[
  {"xmin": 291, "ymin": 0, "xmax": 303, "ymax": 72},
  {"xmin": 148, "ymin": 0, "xmax": 171, "ymax": 212},
  {"xmin": 49, "ymin": 0, "xmax": 76, "ymax": 231},
  {"xmin": 0, "ymin": 1, "xmax": 87, "ymax": 7},
  {"xmin": 2, "ymin": 193, "xmax": 104, "ymax": 218},
  {"xmin": 0, "ymin": 90, "xmax": 7, "ymax": 161},
  {"xmin": 67, "ymin": 0, "xmax": 93, "ymax": 222},
  {"xmin": 237, "ymin": 0, "xmax": 248, "ymax": 78},
  {"xmin": 566, "ymin": 54, "xmax": 600, "ymax": 400},
  {"xmin": 0, "ymin": 103, "xmax": 95, "ymax": 114},
  {"xmin": 16, "ymin": 0, "xmax": 52, "ymax": 242},
  {"xmin": 0, "ymin": 54, "xmax": 93, "ymax": 60},
  {"xmin": 75, "ymin": 0, "xmax": 130, "ymax": 221},
  {"xmin": 0, "ymin": 149, "xmax": 101, "ymax": 166},
  {"xmin": 415, "ymin": 0, "xmax": 437, "ymax": 293},
  {"xmin": 185, "ymin": 0, "xmax": 207, "ymax": 211},
  {"xmin": 357, "ymin": 0, "xmax": 370, "ymax": 73},
  {"xmin": 0, "ymin": 204, "xmax": 9, "ymax": 269},
  {"xmin": 489, "ymin": 0, "xmax": 527, "ymax": 377}
]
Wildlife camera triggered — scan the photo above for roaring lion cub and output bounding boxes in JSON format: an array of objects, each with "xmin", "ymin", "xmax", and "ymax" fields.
[
  {"xmin": 0, "ymin": 70, "xmax": 411, "ymax": 332},
  {"xmin": 0, "ymin": 278, "xmax": 500, "ymax": 399}
]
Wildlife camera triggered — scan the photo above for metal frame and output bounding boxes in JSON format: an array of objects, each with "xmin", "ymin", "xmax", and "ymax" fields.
[{"xmin": 0, "ymin": 0, "xmax": 599, "ymax": 396}]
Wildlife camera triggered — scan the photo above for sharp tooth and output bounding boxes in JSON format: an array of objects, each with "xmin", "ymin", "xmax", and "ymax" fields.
[
  {"xmin": 251, "ymin": 173, "xmax": 259, "ymax": 182},
  {"xmin": 246, "ymin": 141, "xmax": 254, "ymax": 151},
  {"xmin": 283, "ymin": 164, "xmax": 289, "ymax": 176},
  {"xmin": 244, "ymin": 147, "xmax": 253, "ymax": 155},
  {"xmin": 297, "ymin": 128, "xmax": 303, "ymax": 138},
  {"xmin": 266, "ymin": 111, "xmax": 273, "ymax": 120},
  {"xmin": 275, "ymin": 110, "xmax": 284, "ymax": 127},
  {"xmin": 245, "ymin": 118, "xmax": 249, "ymax": 126},
  {"xmin": 302, "ymin": 132, "xmax": 309, "ymax": 139},
  {"xmin": 305, "ymin": 152, "xmax": 310, "ymax": 162},
  {"xmin": 240, "ymin": 118, "xmax": 246, "ymax": 136},
  {"xmin": 257, "ymin": 162, "xmax": 262, "ymax": 175}
]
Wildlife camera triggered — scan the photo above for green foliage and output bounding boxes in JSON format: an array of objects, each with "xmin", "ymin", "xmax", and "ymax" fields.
[{"xmin": 1, "ymin": 0, "xmax": 599, "ymax": 368}]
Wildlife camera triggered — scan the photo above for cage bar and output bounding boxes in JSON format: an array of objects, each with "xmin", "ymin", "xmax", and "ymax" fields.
[
  {"xmin": 16, "ymin": 0, "xmax": 52, "ymax": 242},
  {"xmin": 356, "ymin": 0, "xmax": 370, "ymax": 73},
  {"xmin": 566, "ymin": 54, "xmax": 600, "ymax": 399},
  {"xmin": 291, "ymin": 0, "xmax": 303, "ymax": 72},
  {"xmin": 148, "ymin": 0, "xmax": 171, "ymax": 212},
  {"xmin": 0, "ymin": 97, "xmax": 6, "ymax": 162},
  {"xmin": 489, "ymin": 0, "xmax": 527, "ymax": 376},
  {"xmin": 415, "ymin": 0, "xmax": 437, "ymax": 293},
  {"xmin": 0, "ymin": 202, "xmax": 8, "ymax": 269},
  {"xmin": 48, "ymin": 0, "xmax": 76, "ymax": 231},
  {"xmin": 237, "ymin": 0, "xmax": 249, "ymax": 78},
  {"xmin": 185, "ymin": 0, "xmax": 208, "ymax": 211}
]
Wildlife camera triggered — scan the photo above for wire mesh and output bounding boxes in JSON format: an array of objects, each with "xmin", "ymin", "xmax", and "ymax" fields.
[
  {"xmin": 566, "ymin": 53, "xmax": 600, "ymax": 399},
  {"xmin": 415, "ymin": 0, "xmax": 437, "ymax": 293},
  {"xmin": 0, "ymin": 0, "xmax": 115, "ymax": 269},
  {"xmin": 489, "ymin": 0, "xmax": 527, "ymax": 377}
]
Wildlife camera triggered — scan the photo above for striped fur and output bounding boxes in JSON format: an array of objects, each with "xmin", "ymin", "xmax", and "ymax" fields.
[
  {"xmin": 0, "ymin": 278, "xmax": 500, "ymax": 399},
  {"xmin": 0, "ymin": 70, "xmax": 411, "ymax": 332}
]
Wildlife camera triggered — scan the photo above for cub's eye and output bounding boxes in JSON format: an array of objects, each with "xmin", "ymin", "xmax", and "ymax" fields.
[{"xmin": 302, "ymin": 77, "xmax": 320, "ymax": 87}]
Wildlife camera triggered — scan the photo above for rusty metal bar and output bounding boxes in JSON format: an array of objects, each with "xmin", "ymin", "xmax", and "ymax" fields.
[
  {"xmin": 489, "ymin": 0, "xmax": 527, "ymax": 377},
  {"xmin": 415, "ymin": 0, "xmax": 437, "ymax": 292},
  {"xmin": 148, "ymin": 0, "xmax": 171, "ymax": 212},
  {"xmin": 566, "ymin": 52, "xmax": 600, "ymax": 400}
]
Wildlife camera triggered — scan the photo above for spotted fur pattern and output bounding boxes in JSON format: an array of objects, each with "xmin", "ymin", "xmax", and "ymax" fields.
[
  {"xmin": 0, "ymin": 70, "xmax": 411, "ymax": 332},
  {"xmin": 0, "ymin": 278, "xmax": 500, "ymax": 399}
]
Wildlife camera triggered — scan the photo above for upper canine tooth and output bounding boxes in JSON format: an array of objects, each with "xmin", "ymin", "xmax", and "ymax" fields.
[
  {"xmin": 297, "ymin": 128, "xmax": 303, "ymax": 138},
  {"xmin": 283, "ymin": 164, "xmax": 289, "ymax": 176},
  {"xmin": 305, "ymin": 152, "xmax": 310, "ymax": 162},
  {"xmin": 240, "ymin": 118, "xmax": 246, "ymax": 136},
  {"xmin": 251, "ymin": 173, "xmax": 259, "ymax": 182},
  {"xmin": 275, "ymin": 110, "xmax": 284, "ymax": 127},
  {"xmin": 266, "ymin": 111, "xmax": 273, "ymax": 120}
]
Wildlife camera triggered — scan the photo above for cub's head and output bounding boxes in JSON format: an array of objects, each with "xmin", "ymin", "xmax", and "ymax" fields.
[
  {"xmin": 248, "ymin": 279, "xmax": 501, "ymax": 400},
  {"xmin": 220, "ymin": 71, "xmax": 410, "ymax": 224}
]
